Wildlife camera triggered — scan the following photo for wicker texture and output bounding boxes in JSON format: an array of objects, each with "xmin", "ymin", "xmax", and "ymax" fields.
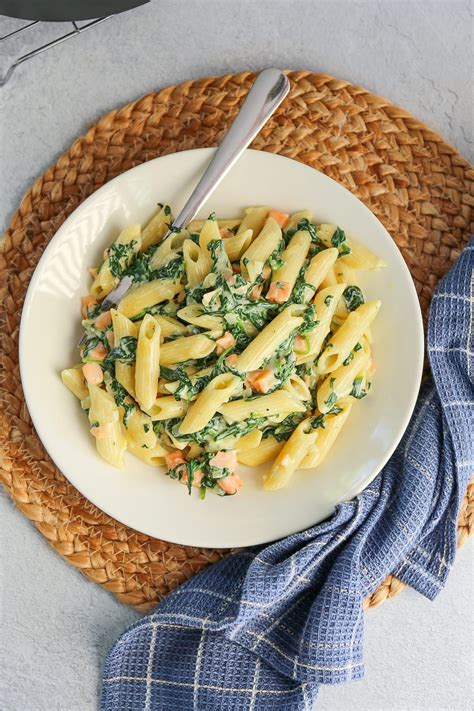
[{"xmin": 0, "ymin": 71, "xmax": 472, "ymax": 613}]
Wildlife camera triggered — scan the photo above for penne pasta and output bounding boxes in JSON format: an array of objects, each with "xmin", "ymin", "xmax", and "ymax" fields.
[
  {"xmin": 135, "ymin": 315, "xmax": 161, "ymax": 411},
  {"xmin": 177, "ymin": 304, "xmax": 223, "ymax": 330},
  {"xmin": 237, "ymin": 435, "xmax": 283, "ymax": 465},
  {"xmin": 149, "ymin": 230, "xmax": 188, "ymax": 270},
  {"xmin": 127, "ymin": 439, "xmax": 168, "ymax": 466},
  {"xmin": 111, "ymin": 309, "xmax": 138, "ymax": 397},
  {"xmin": 300, "ymin": 399, "xmax": 353, "ymax": 468},
  {"xmin": 237, "ymin": 304, "xmax": 305, "ymax": 372},
  {"xmin": 283, "ymin": 209, "xmax": 313, "ymax": 231},
  {"xmin": 317, "ymin": 300, "xmax": 381, "ymax": 374},
  {"xmin": 153, "ymin": 314, "xmax": 188, "ymax": 339},
  {"xmin": 304, "ymin": 248, "xmax": 338, "ymax": 296},
  {"xmin": 87, "ymin": 383, "xmax": 127, "ymax": 467},
  {"xmin": 282, "ymin": 373, "xmax": 312, "ymax": 401},
  {"xmin": 316, "ymin": 348, "xmax": 370, "ymax": 413},
  {"xmin": 118, "ymin": 279, "xmax": 181, "ymax": 319},
  {"xmin": 263, "ymin": 417, "xmax": 319, "ymax": 490},
  {"xmin": 340, "ymin": 238, "xmax": 386, "ymax": 271},
  {"xmin": 141, "ymin": 204, "xmax": 172, "ymax": 250},
  {"xmin": 179, "ymin": 373, "xmax": 241, "ymax": 434},
  {"xmin": 296, "ymin": 284, "xmax": 346, "ymax": 365},
  {"xmin": 240, "ymin": 216, "xmax": 282, "ymax": 280},
  {"xmin": 188, "ymin": 218, "xmax": 241, "ymax": 233},
  {"xmin": 147, "ymin": 396, "xmax": 188, "ymax": 421},
  {"xmin": 236, "ymin": 206, "xmax": 269, "ymax": 236},
  {"xmin": 319, "ymin": 265, "xmax": 338, "ymax": 290},
  {"xmin": 90, "ymin": 224, "xmax": 141, "ymax": 299},
  {"xmin": 219, "ymin": 390, "xmax": 306, "ymax": 422},
  {"xmin": 234, "ymin": 429, "xmax": 263, "ymax": 453},
  {"xmin": 199, "ymin": 217, "xmax": 221, "ymax": 254},
  {"xmin": 223, "ymin": 228, "xmax": 253, "ymax": 262},
  {"xmin": 183, "ymin": 239, "xmax": 210, "ymax": 287},
  {"xmin": 159, "ymin": 332, "xmax": 217, "ymax": 366},
  {"xmin": 61, "ymin": 366, "xmax": 88, "ymax": 401},
  {"xmin": 125, "ymin": 408, "xmax": 157, "ymax": 449},
  {"xmin": 270, "ymin": 230, "xmax": 311, "ymax": 297}
]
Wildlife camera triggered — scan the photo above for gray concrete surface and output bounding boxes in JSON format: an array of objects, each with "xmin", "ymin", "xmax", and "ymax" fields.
[{"xmin": 1, "ymin": 1, "xmax": 473, "ymax": 709}]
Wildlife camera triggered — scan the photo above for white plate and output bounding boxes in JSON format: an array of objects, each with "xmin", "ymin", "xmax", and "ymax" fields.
[{"xmin": 19, "ymin": 148, "xmax": 424, "ymax": 548}]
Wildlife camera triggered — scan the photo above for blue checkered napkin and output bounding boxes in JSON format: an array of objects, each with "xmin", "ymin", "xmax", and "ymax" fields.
[{"xmin": 102, "ymin": 242, "xmax": 473, "ymax": 710}]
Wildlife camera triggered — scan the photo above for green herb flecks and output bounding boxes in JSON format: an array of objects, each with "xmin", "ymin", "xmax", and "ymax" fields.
[
  {"xmin": 106, "ymin": 240, "xmax": 138, "ymax": 278},
  {"xmin": 107, "ymin": 376, "xmax": 135, "ymax": 427},
  {"xmin": 268, "ymin": 239, "xmax": 285, "ymax": 271},
  {"xmin": 343, "ymin": 285, "xmax": 365, "ymax": 312},
  {"xmin": 104, "ymin": 336, "xmax": 137, "ymax": 368},
  {"xmin": 207, "ymin": 239, "xmax": 231, "ymax": 275},
  {"xmin": 350, "ymin": 376, "xmax": 368, "ymax": 399},
  {"xmin": 324, "ymin": 391, "xmax": 338, "ymax": 409},
  {"xmin": 264, "ymin": 411, "xmax": 307, "ymax": 442}
]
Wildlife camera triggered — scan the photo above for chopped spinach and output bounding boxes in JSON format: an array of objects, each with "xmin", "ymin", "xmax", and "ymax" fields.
[
  {"xmin": 107, "ymin": 376, "xmax": 135, "ymax": 427},
  {"xmin": 87, "ymin": 302, "xmax": 102, "ymax": 319},
  {"xmin": 268, "ymin": 240, "xmax": 285, "ymax": 271},
  {"xmin": 350, "ymin": 376, "xmax": 368, "ymax": 399},
  {"xmin": 104, "ymin": 336, "xmax": 137, "ymax": 367},
  {"xmin": 330, "ymin": 227, "xmax": 346, "ymax": 248},
  {"xmin": 207, "ymin": 239, "xmax": 231, "ymax": 274},
  {"xmin": 215, "ymin": 416, "xmax": 265, "ymax": 441},
  {"xmin": 343, "ymin": 286, "xmax": 365, "ymax": 312},
  {"xmin": 343, "ymin": 352, "xmax": 354, "ymax": 366},
  {"xmin": 106, "ymin": 240, "xmax": 138, "ymax": 278},
  {"xmin": 324, "ymin": 295, "xmax": 333, "ymax": 307},
  {"xmin": 299, "ymin": 304, "xmax": 318, "ymax": 334},
  {"xmin": 264, "ymin": 411, "xmax": 307, "ymax": 442},
  {"xmin": 290, "ymin": 267, "xmax": 315, "ymax": 304},
  {"xmin": 324, "ymin": 391, "xmax": 338, "ymax": 408}
]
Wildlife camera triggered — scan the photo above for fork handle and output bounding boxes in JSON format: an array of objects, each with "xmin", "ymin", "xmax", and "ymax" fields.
[{"xmin": 171, "ymin": 68, "xmax": 290, "ymax": 230}]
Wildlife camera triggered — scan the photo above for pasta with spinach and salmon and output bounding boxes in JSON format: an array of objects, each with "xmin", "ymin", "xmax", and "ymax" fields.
[{"xmin": 61, "ymin": 204, "xmax": 384, "ymax": 495}]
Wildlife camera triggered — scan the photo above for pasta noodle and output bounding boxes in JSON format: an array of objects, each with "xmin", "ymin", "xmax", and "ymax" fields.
[
  {"xmin": 183, "ymin": 239, "xmax": 210, "ymax": 287},
  {"xmin": 263, "ymin": 417, "xmax": 320, "ymax": 490},
  {"xmin": 87, "ymin": 383, "xmax": 127, "ymax": 467},
  {"xmin": 61, "ymin": 366, "xmax": 88, "ymax": 401},
  {"xmin": 63, "ymin": 205, "xmax": 383, "ymax": 496},
  {"xmin": 91, "ymin": 224, "xmax": 141, "ymax": 299},
  {"xmin": 141, "ymin": 204, "xmax": 173, "ymax": 250},
  {"xmin": 269, "ymin": 230, "xmax": 311, "ymax": 296},
  {"xmin": 236, "ymin": 304, "xmax": 305, "ymax": 372},
  {"xmin": 295, "ymin": 283, "xmax": 346, "ymax": 365},
  {"xmin": 240, "ymin": 216, "xmax": 282, "ymax": 280},
  {"xmin": 237, "ymin": 435, "xmax": 283, "ymax": 465},
  {"xmin": 179, "ymin": 373, "xmax": 241, "ymax": 434},
  {"xmin": 317, "ymin": 300, "xmax": 381, "ymax": 374},
  {"xmin": 111, "ymin": 309, "xmax": 138, "ymax": 397},
  {"xmin": 223, "ymin": 228, "xmax": 253, "ymax": 262},
  {"xmin": 300, "ymin": 400, "xmax": 353, "ymax": 468},
  {"xmin": 159, "ymin": 332, "xmax": 217, "ymax": 366},
  {"xmin": 219, "ymin": 390, "xmax": 306, "ymax": 422},
  {"xmin": 118, "ymin": 279, "xmax": 182, "ymax": 319},
  {"xmin": 135, "ymin": 315, "xmax": 161, "ymax": 411}
]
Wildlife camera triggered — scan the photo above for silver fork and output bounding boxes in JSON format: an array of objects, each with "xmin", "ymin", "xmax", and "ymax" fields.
[{"xmin": 99, "ymin": 67, "xmax": 290, "ymax": 312}]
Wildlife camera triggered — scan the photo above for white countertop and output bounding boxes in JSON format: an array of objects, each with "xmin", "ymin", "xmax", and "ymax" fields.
[{"xmin": 1, "ymin": 2, "xmax": 473, "ymax": 709}]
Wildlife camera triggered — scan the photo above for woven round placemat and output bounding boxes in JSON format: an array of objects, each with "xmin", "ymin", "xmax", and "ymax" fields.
[{"xmin": 1, "ymin": 71, "xmax": 473, "ymax": 612}]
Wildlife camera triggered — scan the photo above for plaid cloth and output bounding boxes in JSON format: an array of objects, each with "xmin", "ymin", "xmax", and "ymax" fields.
[{"xmin": 102, "ymin": 242, "xmax": 473, "ymax": 710}]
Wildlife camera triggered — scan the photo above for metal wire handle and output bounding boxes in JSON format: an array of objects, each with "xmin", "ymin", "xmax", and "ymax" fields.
[{"xmin": 0, "ymin": 17, "xmax": 110, "ymax": 87}]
